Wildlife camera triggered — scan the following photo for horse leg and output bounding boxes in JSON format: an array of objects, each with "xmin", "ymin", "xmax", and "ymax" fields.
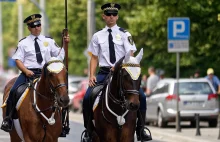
[
  {"xmin": 10, "ymin": 128, "xmax": 22, "ymax": 142},
  {"xmin": 92, "ymin": 131, "xmax": 100, "ymax": 142}
]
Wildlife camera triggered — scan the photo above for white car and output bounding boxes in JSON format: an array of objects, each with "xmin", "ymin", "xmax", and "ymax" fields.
[{"xmin": 146, "ymin": 78, "xmax": 219, "ymax": 128}]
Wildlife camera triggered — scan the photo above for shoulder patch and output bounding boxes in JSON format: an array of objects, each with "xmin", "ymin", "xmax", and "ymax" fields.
[
  {"xmin": 19, "ymin": 37, "xmax": 26, "ymax": 42},
  {"xmin": 119, "ymin": 27, "xmax": 127, "ymax": 33},
  {"xmin": 45, "ymin": 36, "xmax": 53, "ymax": 39}
]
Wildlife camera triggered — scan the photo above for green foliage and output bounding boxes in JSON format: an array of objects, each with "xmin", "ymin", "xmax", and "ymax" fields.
[{"xmin": 2, "ymin": 0, "xmax": 220, "ymax": 77}]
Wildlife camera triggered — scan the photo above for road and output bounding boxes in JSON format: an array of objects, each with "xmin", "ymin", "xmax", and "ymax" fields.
[
  {"xmin": 0, "ymin": 93, "xmax": 161, "ymax": 142},
  {"xmin": 0, "ymin": 92, "xmax": 219, "ymax": 142}
]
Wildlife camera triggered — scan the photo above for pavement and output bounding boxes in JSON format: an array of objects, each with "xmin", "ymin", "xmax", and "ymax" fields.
[{"xmin": 70, "ymin": 113, "xmax": 220, "ymax": 142}]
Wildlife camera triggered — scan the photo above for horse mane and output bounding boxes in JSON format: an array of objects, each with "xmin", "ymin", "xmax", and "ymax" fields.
[{"xmin": 113, "ymin": 56, "xmax": 125, "ymax": 77}]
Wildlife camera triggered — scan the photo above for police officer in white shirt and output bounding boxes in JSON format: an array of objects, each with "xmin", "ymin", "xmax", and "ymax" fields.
[
  {"xmin": 1, "ymin": 14, "xmax": 69, "ymax": 133},
  {"xmin": 82, "ymin": 3, "xmax": 151, "ymax": 142}
]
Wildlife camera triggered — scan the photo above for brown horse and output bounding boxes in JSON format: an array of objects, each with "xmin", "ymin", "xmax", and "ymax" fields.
[
  {"xmin": 92, "ymin": 49, "xmax": 144, "ymax": 142},
  {"xmin": 2, "ymin": 58, "xmax": 69, "ymax": 142}
]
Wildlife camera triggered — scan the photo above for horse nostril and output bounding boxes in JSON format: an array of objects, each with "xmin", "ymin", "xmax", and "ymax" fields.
[
  {"xmin": 128, "ymin": 102, "xmax": 139, "ymax": 111},
  {"xmin": 60, "ymin": 96, "xmax": 70, "ymax": 105}
]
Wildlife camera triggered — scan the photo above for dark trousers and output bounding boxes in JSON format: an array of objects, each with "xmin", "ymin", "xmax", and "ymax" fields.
[
  {"xmin": 82, "ymin": 70, "xmax": 147, "ymax": 128},
  {"xmin": 7, "ymin": 70, "xmax": 41, "ymax": 105}
]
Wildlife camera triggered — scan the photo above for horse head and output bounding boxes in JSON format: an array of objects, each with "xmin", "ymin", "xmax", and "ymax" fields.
[
  {"xmin": 42, "ymin": 57, "xmax": 70, "ymax": 108},
  {"xmin": 112, "ymin": 49, "xmax": 143, "ymax": 111}
]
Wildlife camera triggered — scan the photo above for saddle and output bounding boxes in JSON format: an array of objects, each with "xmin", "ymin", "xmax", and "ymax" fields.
[{"xmin": 90, "ymin": 83, "xmax": 104, "ymax": 103}]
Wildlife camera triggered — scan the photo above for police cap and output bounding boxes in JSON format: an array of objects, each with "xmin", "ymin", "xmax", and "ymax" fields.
[
  {"xmin": 101, "ymin": 3, "xmax": 121, "ymax": 14},
  {"xmin": 23, "ymin": 14, "xmax": 41, "ymax": 26}
]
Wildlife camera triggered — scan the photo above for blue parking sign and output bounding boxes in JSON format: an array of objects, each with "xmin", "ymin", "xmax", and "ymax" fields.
[
  {"xmin": 168, "ymin": 17, "xmax": 190, "ymax": 52},
  {"xmin": 168, "ymin": 18, "xmax": 190, "ymax": 40}
]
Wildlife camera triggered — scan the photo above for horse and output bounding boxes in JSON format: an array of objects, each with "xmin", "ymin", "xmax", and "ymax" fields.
[
  {"xmin": 92, "ymin": 49, "xmax": 144, "ymax": 142},
  {"xmin": 1, "ymin": 57, "xmax": 69, "ymax": 142}
]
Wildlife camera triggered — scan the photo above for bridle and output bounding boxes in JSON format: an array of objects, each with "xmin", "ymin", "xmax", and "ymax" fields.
[
  {"xmin": 108, "ymin": 63, "xmax": 141, "ymax": 107},
  {"xmin": 31, "ymin": 60, "xmax": 67, "ymax": 125},
  {"xmin": 103, "ymin": 62, "xmax": 141, "ymax": 126}
]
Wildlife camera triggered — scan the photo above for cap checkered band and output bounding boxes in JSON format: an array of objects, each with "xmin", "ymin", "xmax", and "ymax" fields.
[{"xmin": 103, "ymin": 7, "xmax": 118, "ymax": 11}]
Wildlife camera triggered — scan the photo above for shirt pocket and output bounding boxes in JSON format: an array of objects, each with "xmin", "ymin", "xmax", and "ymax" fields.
[{"xmin": 98, "ymin": 38, "xmax": 108, "ymax": 53}]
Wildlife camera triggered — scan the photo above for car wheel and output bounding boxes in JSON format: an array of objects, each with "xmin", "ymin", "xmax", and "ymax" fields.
[
  {"xmin": 157, "ymin": 110, "xmax": 167, "ymax": 128},
  {"xmin": 208, "ymin": 119, "xmax": 217, "ymax": 127}
]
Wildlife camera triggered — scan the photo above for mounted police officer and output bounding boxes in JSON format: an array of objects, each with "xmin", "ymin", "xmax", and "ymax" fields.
[
  {"xmin": 82, "ymin": 3, "xmax": 151, "ymax": 142},
  {"xmin": 0, "ymin": 14, "xmax": 70, "ymax": 136}
]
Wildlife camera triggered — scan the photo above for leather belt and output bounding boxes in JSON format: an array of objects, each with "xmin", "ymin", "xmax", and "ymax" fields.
[{"xmin": 28, "ymin": 68, "xmax": 42, "ymax": 72}]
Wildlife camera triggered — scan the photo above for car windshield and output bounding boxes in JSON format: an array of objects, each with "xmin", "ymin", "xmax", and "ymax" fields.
[{"xmin": 174, "ymin": 82, "xmax": 213, "ymax": 95}]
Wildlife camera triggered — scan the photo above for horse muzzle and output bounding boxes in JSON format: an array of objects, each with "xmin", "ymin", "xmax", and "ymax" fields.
[
  {"xmin": 126, "ymin": 101, "xmax": 140, "ymax": 111},
  {"xmin": 58, "ymin": 95, "xmax": 70, "ymax": 108}
]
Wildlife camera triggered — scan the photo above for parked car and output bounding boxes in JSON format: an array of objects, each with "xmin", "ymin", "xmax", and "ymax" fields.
[
  {"xmin": 70, "ymin": 79, "xmax": 89, "ymax": 112},
  {"xmin": 146, "ymin": 78, "xmax": 219, "ymax": 128},
  {"xmin": 68, "ymin": 75, "xmax": 87, "ymax": 106}
]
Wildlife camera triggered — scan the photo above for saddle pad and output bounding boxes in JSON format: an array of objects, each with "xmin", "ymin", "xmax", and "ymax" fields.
[
  {"xmin": 16, "ymin": 87, "xmax": 30, "ymax": 110},
  {"xmin": 93, "ymin": 92, "xmax": 102, "ymax": 112}
]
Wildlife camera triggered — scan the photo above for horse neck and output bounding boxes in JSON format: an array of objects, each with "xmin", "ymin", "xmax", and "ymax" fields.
[
  {"xmin": 107, "ymin": 74, "xmax": 126, "ymax": 114},
  {"xmin": 110, "ymin": 75, "xmax": 120, "ymax": 99}
]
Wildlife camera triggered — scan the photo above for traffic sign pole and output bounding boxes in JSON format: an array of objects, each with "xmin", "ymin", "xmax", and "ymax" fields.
[
  {"xmin": 176, "ymin": 52, "xmax": 181, "ymax": 132},
  {"xmin": 168, "ymin": 17, "xmax": 190, "ymax": 132}
]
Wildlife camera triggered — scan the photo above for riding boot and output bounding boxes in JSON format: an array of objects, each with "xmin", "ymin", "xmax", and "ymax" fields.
[
  {"xmin": 82, "ymin": 105, "xmax": 93, "ymax": 142},
  {"xmin": 136, "ymin": 111, "xmax": 152, "ymax": 141},
  {"xmin": 1, "ymin": 101, "xmax": 14, "ymax": 132}
]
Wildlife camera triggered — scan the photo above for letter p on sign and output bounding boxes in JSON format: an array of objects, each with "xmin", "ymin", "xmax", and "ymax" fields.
[{"xmin": 173, "ymin": 21, "xmax": 185, "ymax": 37}]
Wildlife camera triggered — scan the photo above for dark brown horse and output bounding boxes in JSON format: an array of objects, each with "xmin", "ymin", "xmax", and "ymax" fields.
[
  {"xmin": 2, "ymin": 58, "xmax": 69, "ymax": 142},
  {"xmin": 93, "ymin": 49, "xmax": 144, "ymax": 142}
]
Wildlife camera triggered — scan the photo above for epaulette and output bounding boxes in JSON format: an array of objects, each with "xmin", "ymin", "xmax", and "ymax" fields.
[
  {"xmin": 45, "ymin": 36, "xmax": 53, "ymax": 39},
  {"xmin": 19, "ymin": 37, "xmax": 26, "ymax": 42},
  {"xmin": 119, "ymin": 27, "xmax": 127, "ymax": 33}
]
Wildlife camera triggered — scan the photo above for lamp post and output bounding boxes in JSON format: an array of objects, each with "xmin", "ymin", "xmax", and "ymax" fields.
[{"xmin": 217, "ymin": 14, "xmax": 220, "ymax": 139}]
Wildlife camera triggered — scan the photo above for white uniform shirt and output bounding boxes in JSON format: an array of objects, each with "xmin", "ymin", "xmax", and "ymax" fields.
[
  {"xmin": 87, "ymin": 24, "xmax": 137, "ymax": 67},
  {"xmin": 12, "ymin": 34, "xmax": 65, "ymax": 69}
]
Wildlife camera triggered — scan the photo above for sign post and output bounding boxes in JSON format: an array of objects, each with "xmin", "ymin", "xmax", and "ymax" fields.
[{"xmin": 168, "ymin": 17, "xmax": 190, "ymax": 132}]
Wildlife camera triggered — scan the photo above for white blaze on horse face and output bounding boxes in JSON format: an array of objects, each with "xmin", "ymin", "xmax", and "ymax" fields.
[
  {"xmin": 135, "ymin": 48, "xmax": 143, "ymax": 64},
  {"xmin": 47, "ymin": 57, "xmax": 64, "ymax": 73}
]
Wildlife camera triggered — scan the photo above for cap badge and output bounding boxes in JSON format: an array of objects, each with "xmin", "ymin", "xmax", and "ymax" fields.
[
  {"xmin": 31, "ymin": 15, "xmax": 35, "ymax": 20},
  {"xmin": 43, "ymin": 42, "xmax": 48, "ymax": 47}
]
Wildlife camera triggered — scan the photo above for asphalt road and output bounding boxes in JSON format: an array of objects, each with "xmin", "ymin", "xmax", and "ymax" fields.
[{"xmin": 0, "ymin": 92, "xmax": 161, "ymax": 142}]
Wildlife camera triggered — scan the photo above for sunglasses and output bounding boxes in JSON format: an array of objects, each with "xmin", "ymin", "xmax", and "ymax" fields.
[
  {"xmin": 30, "ymin": 24, "xmax": 41, "ymax": 28},
  {"xmin": 105, "ymin": 13, "xmax": 118, "ymax": 16}
]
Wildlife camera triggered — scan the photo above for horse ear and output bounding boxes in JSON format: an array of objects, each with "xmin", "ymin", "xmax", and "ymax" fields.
[
  {"xmin": 135, "ymin": 48, "xmax": 143, "ymax": 63},
  {"xmin": 124, "ymin": 50, "xmax": 131, "ymax": 63}
]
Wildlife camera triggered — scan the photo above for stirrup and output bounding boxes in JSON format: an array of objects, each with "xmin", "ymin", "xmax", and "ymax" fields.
[
  {"xmin": 81, "ymin": 130, "xmax": 92, "ymax": 142},
  {"xmin": 137, "ymin": 126, "xmax": 152, "ymax": 141}
]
